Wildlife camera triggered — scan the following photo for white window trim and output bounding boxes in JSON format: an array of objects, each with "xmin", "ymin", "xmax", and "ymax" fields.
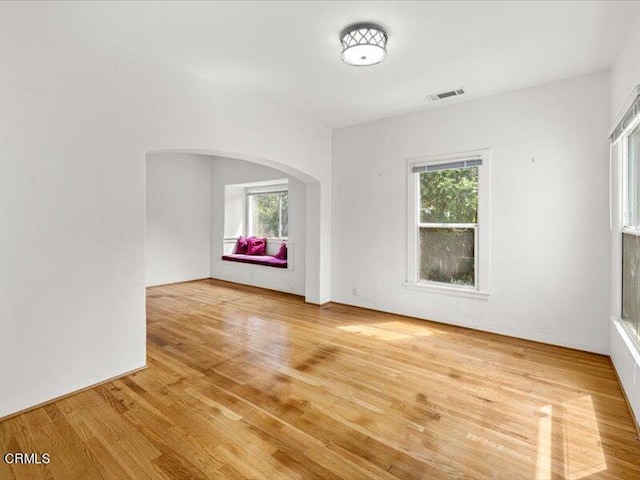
[
  {"xmin": 622, "ymin": 228, "xmax": 640, "ymax": 238},
  {"xmin": 616, "ymin": 107, "xmax": 640, "ymax": 337},
  {"xmin": 612, "ymin": 131, "xmax": 624, "ymax": 322},
  {"xmin": 621, "ymin": 112, "xmax": 640, "ymax": 234},
  {"xmin": 245, "ymin": 184, "xmax": 288, "ymax": 195},
  {"xmin": 406, "ymin": 148, "xmax": 491, "ymax": 299}
]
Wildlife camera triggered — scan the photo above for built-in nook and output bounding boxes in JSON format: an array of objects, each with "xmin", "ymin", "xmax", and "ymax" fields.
[
  {"xmin": 145, "ymin": 151, "xmax": 309, "ymax": 298},
  {"xmin": 221, "ymin": 178, "xmax": 291, "ymax": 268}
]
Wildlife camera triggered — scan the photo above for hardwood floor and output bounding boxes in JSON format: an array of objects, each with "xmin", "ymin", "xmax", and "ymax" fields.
[{"xmin": 2, "ymin": 279, "xmax": 639, "ymax": 479}]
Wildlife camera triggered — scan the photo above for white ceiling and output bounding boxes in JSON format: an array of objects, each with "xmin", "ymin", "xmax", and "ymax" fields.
[{"xmin": 38, "ymin": 1, "xmax": 639, "ymax": 128}]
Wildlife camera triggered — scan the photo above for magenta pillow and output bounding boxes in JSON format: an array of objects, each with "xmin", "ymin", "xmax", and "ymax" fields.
[
  {"xmin": 274, "ymin": 242, "xmax": 287, "ymax": 260},
  {"xmin": 247, "ymin": 237, "xmax": 267, "ymax": 256},
  {"xmin": 235, "ymin": 236, "xmax": 248, "ymax": 254}
]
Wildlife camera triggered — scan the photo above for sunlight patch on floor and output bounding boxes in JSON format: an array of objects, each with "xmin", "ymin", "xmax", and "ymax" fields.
[
  {"xmin": 536, "ymin": 404, "xmax": 552, "ymax": 480},
  {"xmin": 562, "ymin": 395, "xmax": 607, "ymax": 480},
  {"xmin": 337, "ymin": 321, "xmax": 443, "ymax": 341},
  {"xmin": 535, "ymin": 396, "xmax": 607, "ymax": 480}
]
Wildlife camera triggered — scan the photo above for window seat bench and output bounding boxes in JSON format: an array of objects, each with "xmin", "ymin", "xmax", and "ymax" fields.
[{"xmin": 221, "ymin": 254, "xmax": 288, "ymax": 268}]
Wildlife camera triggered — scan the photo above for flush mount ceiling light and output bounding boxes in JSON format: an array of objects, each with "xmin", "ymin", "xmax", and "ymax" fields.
[{"xmin": 340, "ymin": 23, "xmax": 388, "ymax": 67}]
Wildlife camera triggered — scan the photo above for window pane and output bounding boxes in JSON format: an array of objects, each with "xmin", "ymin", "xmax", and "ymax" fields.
[
  {"xmin": 420, "ymin": 167, "xmax": 478, "ymax": 223},
  {"xmin": 622, "ymin": 232, "xmax": 640, "ymax": 341},
  {"xmin": 628, "ymin": 124, "xmax": 640, "ymax": 227},
  {"xmin": 280, "ymin": 192, "xmax": 289, "ymax": 237},
  {"xmin": 252, "ymin": 193, "xmax": 280, "ymax": 238},
  {"xmin": 420, "ymin": 227, "xmax": 475, "ymax": 286},
  {"xmin": 251, "ymin": 191, "xmax": 288, "ymax": 238}
]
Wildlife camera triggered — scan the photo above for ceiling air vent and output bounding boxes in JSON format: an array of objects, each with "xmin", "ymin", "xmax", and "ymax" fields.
[{"xmin": 429, "ymin": 88, "xmax": 466, "ymax": 101}]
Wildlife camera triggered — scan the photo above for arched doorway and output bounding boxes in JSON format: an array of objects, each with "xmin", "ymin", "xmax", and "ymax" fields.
[{"xmin": 145, "ymin": 148, "xmax": 324, "ymax": 303}]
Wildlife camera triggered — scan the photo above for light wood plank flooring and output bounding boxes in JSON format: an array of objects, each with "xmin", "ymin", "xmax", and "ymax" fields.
[{"xmin": 1, "ymin": 279, "xmax": 639, "ymax": 479}]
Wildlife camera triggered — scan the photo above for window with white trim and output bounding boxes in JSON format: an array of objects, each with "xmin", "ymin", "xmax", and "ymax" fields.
[
  {"xmin": 407, "ymin": 150, "xmax": 490, "ymax": 296},
  {"xmin": 247, "ymin": 187, "xmax": 288, "ymax": 239},
  {"xmin": 611, "ymin": 86, "xmax": 640, "ymax": 346},
  {"xmin": 622, "ymin": 122, "xmax": 640, "ymax": 341}
]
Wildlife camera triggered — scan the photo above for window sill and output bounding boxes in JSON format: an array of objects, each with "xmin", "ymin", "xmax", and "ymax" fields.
[
  {"xmin": 221, "ymin": 254, "xmax": 288, "ymax": 269},
  {"xmin": 404, "ymin": 282, "xmax": 491, "ymax": 300},
  {"xmin": 612, "ymin": 316, "xmax": 640, "ymax": 361},
  {"xmin": 622, "ymin": 227, "xmax": 640, "ymax": 237},
  {"xmin": 223, "ymin": 237, "xmax": 289, "ymax": 242}
]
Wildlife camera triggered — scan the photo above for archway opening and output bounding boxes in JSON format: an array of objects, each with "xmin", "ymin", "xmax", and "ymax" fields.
[{"xmin": 144, "ymin": 148, "xmax": 322, "ymax": 303}]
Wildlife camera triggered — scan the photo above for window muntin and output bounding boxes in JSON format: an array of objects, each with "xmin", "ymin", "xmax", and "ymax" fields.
[
  {"xmin": 417, "ymin": 165, "xmax": 479, "ymax": 287},
  {"xmin": 247, "ymin": 190, "xmax": 288, "ymax": 239},
  {"xmin": 625, "ymin": 123, "xmax": 640, "ymax": 229}
]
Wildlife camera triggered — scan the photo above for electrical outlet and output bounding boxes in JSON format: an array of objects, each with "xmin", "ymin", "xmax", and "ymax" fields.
[{"xmin": 352, "ymin": 287, "xmax": 359, "ymax": 296}]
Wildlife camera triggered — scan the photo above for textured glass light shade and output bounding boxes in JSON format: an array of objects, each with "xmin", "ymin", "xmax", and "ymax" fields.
[{"xmin": 340, "ymin": 24, "xmax": 388, "ymax": 67}]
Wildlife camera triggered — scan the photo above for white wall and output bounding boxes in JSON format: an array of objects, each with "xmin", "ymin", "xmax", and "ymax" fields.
[
  {"xmin": 223, "ymin": 184, "xmax": 247, "ymax": 241},
  {"xmin": 0, "ymin": 4, "xmax": 330, "ymax": 418},
  {"xmin": 611, "ymin": 9, "xmax": 640, "ymax": 118},
  {"xmin": 332, "ymin": 72, "xmax": 611, "ymax": 354},
  {"xmin": 211, "ymin": 157, "xmax": 306, "ymax": 296},
  {"xmin": 609, "ymin": 8, "xmax": 640, "ymax": 426},
  {"xmin": 145, "ymin": 153, "xmax": 212, "ymax": 287}
]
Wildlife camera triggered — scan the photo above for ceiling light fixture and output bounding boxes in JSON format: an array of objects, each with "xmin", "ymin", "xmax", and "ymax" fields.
[{"xmin": 340, "ymin": 23, "xmax": 388, "ymax": 67}]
